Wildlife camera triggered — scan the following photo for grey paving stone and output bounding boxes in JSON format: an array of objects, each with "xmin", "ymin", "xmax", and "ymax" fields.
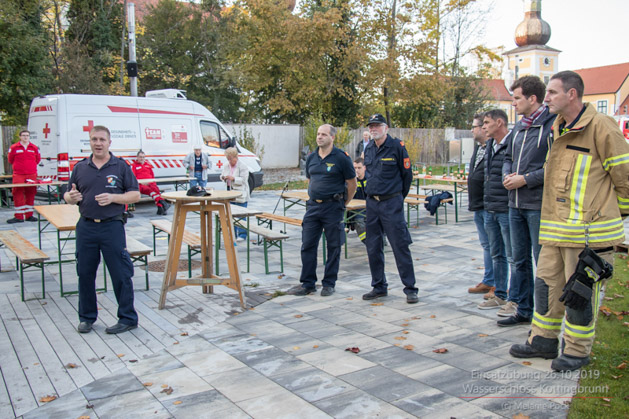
[
  {"xmin": 81, "ymin": 369, "xmax": 144, "ymax": 401},
  {"xmin": 211, "ymin": 333, "xmax": 273, "ymax": 355},
  {"xmin": 420, "ymin": 343, "xmax": 512, "ymax": 372},
  {"xmin": 319, "ymin": 331, "xmax": 391, "ymax": 354},
  {"xmin": 142, "ymin": 367, "xmax": 213, "ymax": 402},
  {"xmin": 409, "ymin": 364, "xmax": 500, "ymax": 399},
  {"xmin": 313, "ymin": 389, "xmax": 414, "ymax": 419},
  {"xmin": 164, "ymin": 389, "xmax": 251, "ymax": 419},
  {"xmin": 166, "ymin": 334, "xmax": 215, "ymax": 357},
  {"xmin": 126, "ymin": 351, "xmax": 184, "ymax": 376},
  {"xmin": 91, "ymin": 388, "xmax": 171, "ymax": 418},
  {"xmin": 470, "ymin": 392, "xmax": 568, "ymax": 419},
  {"xmin": 177, "ymin": 346, "xmax": 245, "ymax": 376},
  {"xmin": 359, "ymin": 346, "xmax": 443, "ymax": 376},
  {"xmin": 22, "ymin": 389, "xmax": 91, "ymax": 419},
  {"xmin": 286, "ymin": 317, "xmax": 350, "ymax": 339},
  {"xmin": 233, "ymin": 347, "xmax": 311, "ymax": 377},
  {"xmin": 298, "ymin": 347, "xmax": 376, "ymax": 376},
  {"xmin": 339, "ymin": 366, "xmax": 431, "ymax": 402},
  {"xmin": 393, "ymin": 387, "xmax": 474, "ymax": 417},
  {"xmin": 236, "ymin": 390, "xmax": 332, "ymax": 419},
  {"xmin": 203, "ymin": 367, "xmax": 285, "ymax": 403},
  {"xmin": 272, "ymin": 366, "xmax": 355, "ymax": 402}
]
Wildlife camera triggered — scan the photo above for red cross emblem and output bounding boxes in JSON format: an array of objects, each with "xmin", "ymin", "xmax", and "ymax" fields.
[
  {"xmin": 216, "ymin": 160, "xmax": 223, "ymax": 168},
  {"xmin": 43, "ymin": 123, "xmax": 51, "ymax": 139},
  {"xmin": 82, "ymin": 120, "xmax": 94, "ymax": 133}
]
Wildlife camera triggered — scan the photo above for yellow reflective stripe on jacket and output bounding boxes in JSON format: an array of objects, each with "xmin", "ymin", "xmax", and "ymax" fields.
[
  {"xmin": 539, "ymin": 229, "xmax": 625, "ymax": 244},
  {"xmin": 540, "ymin": 218, "xmax": 623, "ymax": 231},
  {"xmin": 532, "ymin": 312, "xmax": 562, "ymax": 330},
  {"xmin": 618, "ymin": 196, "xmax": 629, "ymax": 210},
  {"xmin": 568, "ymin": 154, "xmax": 592, "ymax": 223},
  {"xmin": 602, "ymin": 153, "xmax": 629, "ymax": 170}
]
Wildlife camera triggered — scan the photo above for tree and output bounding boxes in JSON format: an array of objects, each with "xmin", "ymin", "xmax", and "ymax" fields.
[
  {"xmin": 65, "ymin": 0, "xmax": 124, "ymax": 90},
  {"xmin": 0, "ymin": 0, "xmax": 53, "ymax": 124}
]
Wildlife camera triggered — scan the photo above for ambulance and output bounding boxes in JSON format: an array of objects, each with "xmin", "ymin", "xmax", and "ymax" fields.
[
  {"xmin": 617, "ymin": 116, "xmax": 629, "ymax": 141},
  {"xmin": 26, "ymin": 92, "xmax": 264, "ymax": 192}
]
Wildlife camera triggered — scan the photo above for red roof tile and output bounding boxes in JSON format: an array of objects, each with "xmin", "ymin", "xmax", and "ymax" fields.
[
  {"xmin": 574, "ymin": 62, "xmax": 629, "ymax": 95},
  {"xmin": 482, "ymin": 79, "xmax": 512, "ymax": 102}
]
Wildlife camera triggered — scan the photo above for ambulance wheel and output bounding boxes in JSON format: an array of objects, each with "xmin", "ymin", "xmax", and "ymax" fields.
[{"xmin": 248, "ymin": 174, "xmax": 255, "ymax": 195}]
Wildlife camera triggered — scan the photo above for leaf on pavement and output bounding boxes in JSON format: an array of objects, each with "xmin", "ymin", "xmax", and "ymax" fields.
[
  {"xmin": 180, "ymin": 332, "xmax": 189, "ymax": 336},
  {"xmin": 478, "ymin": 334, "xmax": 488, "ymax": 337},
  {"xmin": 173, "ymin": 401, "xmax": 182, "ymax": 405},
  {"xmin": 512, "ymin": 414, "xmax": 530, "ymax": 419},
  {"xmin": 143, "ymin": 382, "xmax": 153, "ymax": 387},
  {"xmin": 40, "ymin": 395, "xmax": 57, "ymax": 403},
  {"xmin": 345, "ymin": 347, "xmax": 360, "ymax": 354},
  {"xmin": 403, "ymin": 345, "xmax": 415, "ymax": 351},
  {"xmin": 432, "ymin": 348, "xmax": 448, "ymax": 353},
  {"xmin": 65, "ymin": 363, "xmax": 77, "ymax": 369},
  {"xmin": 371, "ymin": 302, "xmax": 383, "ymax": 306},
  {"xmin": 294, "ymin": 314, "xmax": 303, "ymax": 318},
  {"xmin": 430, "ymin": 315, "xmax": 436, "ymax": 319},
  {"xmin": 522, "ymin": 361, "xmax": 532, "ymax": 366},
  {"xmin": 161, "ymin": 386, "xmax": 174, "ymax": 395},
  {"xmin": 402, "ymin": 331, "xmax": 410, "ymax": 334},
  {"xmin": 345, "ymin": 297, "xmax": 353, "ymax": 300}
]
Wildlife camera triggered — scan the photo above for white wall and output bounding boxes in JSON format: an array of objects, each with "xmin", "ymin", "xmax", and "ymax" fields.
[{"xmin": 225, "ymin": 124, "xmax": 301, "ymax": 169}]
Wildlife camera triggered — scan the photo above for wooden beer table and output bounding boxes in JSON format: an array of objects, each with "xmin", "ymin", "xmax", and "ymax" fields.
[{"xmin": 158, "ymin": 190, "xmax": 245, "ymax": 309}]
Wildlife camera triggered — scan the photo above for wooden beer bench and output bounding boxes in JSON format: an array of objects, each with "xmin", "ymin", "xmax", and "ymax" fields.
[{"xmin": 0, "ymin": 230, "xmax": 50, "ymax": 301}]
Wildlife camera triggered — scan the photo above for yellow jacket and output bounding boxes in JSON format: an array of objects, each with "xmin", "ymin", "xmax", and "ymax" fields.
[{"xmin": 540, "ymin": 103, "xmax": 629, "ymax": 248}]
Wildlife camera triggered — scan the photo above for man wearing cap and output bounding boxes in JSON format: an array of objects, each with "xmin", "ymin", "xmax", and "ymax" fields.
[
  {"xmin": 289, "ymin": 124, "xmax": 356, "ymax": 296},
  {"xmin": 362, "ymin": 114, "xmax": 418, "ymax": 303},
  {"xmin": 183, "ymin": 146, "xmax": 209, "ymax": 188}
]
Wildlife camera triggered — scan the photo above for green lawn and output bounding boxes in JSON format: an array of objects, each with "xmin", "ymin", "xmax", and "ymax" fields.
[{"xmin": 567, "ymin": 254, "xmax": 629, "ymax": 417}]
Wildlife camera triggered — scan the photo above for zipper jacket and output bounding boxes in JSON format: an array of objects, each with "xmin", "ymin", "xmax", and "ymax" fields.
[
  {"xmin": 540, "ymin": 103, "xmax": 629, "ymax": 248},
  {"xmin": 483, "ymin": 134, "xmax": 511, "ymax": 213},
  {"xmin": 503, "ymin": 106, "xmax": 556, "ymax": 210}
]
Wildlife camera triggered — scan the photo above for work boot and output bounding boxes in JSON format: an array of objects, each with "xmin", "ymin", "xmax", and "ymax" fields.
[
  {"xmin": 160, "ymin": 200, "xmax": 171, "ymax": 214},
  {"xmin": 551, "ymin": 354, "xmax": 590, "ymax": 372},
  {"xmin": 509, "ymin": 336, "xmax": 558, "ymax": 359},
  {"xmin": 156, "ymin": 205, "xmax": 164, "ymax": 215}
]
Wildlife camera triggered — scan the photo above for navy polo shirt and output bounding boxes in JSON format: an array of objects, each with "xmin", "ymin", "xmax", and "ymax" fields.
[
  {"xmin": 364, "ymin": 134, "xmax": 413, "ymax": 197},
  {"xmin": 306, "ymin": 146, "xmax": 355, "ymax": 200},
  {"xmin": 69, "ymin": 153, "xmax": 139, "ymax": 219}
]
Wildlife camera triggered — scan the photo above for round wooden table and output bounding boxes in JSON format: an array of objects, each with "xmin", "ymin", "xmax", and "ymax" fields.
[{"xmin": 158, "ymin": 190, "xmax": 245, "ymax": 309}]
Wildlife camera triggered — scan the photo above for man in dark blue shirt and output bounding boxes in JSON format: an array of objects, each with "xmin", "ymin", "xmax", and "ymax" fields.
[
  {"xmin": 289, "ymin": 124, "xmax": 357, "ymax": 296},
  {"xmin": 363, "ymin": 114, "xmax": 418, "ymax": 303},
  {"xmin": 64, "ymin": 125, "xmax": 141, "ymax": 335}
]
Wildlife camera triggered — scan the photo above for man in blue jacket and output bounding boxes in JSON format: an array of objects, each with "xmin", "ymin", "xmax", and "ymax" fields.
[{"xmin": 498, "ymin": 76, "xmax": 556, "ymax": 327}]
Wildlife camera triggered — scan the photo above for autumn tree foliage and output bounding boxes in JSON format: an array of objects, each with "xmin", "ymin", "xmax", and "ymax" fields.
[{"xmin": 1, "ymin": 0, "xmax": 500, "ymax": 128}]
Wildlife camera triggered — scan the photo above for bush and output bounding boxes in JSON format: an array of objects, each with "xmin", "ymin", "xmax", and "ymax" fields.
[{"xmin": 236, "ymin": 126, "xmax": 265, "ymax": 163}]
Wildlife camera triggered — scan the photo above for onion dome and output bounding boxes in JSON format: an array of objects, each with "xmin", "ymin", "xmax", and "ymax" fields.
[{"xmin": 515, "ymin": 0, "xmax": 551, "ymax": 46}]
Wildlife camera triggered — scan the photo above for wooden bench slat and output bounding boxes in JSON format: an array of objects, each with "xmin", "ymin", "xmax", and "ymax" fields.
[
  {"xmin": 0, "ymin": 231, "xmax": 49, "ymax": 263},
  {"xmin": 125, "ymin": 237, "xmax": 152, "ymax": 257},
  {"xmin": 150, "ymin": 219, "xmax": 201, "ymax": 248},
  {"xmin": 248, "ymin": 224, "xmax": 289, "ymax": 240},
  {"xmin": 256, "ymin": 212, "xmax": 302, "ymax": 226}
]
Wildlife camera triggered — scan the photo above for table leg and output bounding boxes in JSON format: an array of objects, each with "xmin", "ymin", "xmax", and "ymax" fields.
[
  {"xmin": 159, "ymin": 201, "xmax": 186, "ymax": 309},
  {"xmin": 218, "ymin": 203, "xmax": 245, "ymax": 308},
  {"xmin": 454, "ymin": 183, "xmax": 459, "ymax": 222},
  {"xmin": 201, "ymin": 204, "xmax": 213, "ymax": 294}
]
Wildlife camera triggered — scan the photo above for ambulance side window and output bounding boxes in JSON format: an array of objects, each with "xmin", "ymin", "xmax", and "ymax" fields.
[
  {"xmin": 200, "ymin": 121, "xmax": 220, "ymax": 148},
  {"xmin": 219, "ymin": 126, "xmax": 233, "ymax": 149}
]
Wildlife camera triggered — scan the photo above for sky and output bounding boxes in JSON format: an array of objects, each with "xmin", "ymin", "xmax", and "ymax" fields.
[{"xmin": 476, "ymin": 0, "xmax": 629, "ymax": 71}]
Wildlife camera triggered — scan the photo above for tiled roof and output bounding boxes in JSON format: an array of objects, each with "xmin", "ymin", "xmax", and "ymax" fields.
[
  {"xmin": 482, "ymin": 79, "xmax": 512, "ymax": 102},
  {"xmin": 575, "ymin": 62, "xmax": 629, "ymax": 95}
]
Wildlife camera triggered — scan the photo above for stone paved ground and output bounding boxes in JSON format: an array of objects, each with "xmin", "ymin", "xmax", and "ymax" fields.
[{"xmin": 0, "ymin": 186, "xmax": 596, "ymax": 418}]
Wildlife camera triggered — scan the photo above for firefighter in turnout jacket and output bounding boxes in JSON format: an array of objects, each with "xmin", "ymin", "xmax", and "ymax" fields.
[{"xmin": 510, "ymin": 71, "xmax": 629, "ymax": 371}]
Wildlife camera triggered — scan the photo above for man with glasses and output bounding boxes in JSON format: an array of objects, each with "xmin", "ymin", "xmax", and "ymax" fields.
[{"xmin": 362, "ymin": 114, "xmax": 418, "ymax": 304}]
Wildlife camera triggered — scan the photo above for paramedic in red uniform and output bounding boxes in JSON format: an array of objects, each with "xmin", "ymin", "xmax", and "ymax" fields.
[
  {"xmin": 7, "ymin": 130, "xmax": 40, "ymax": 223},
  {"xmin": 131, "ymin": 151, "xmax": 170, "ymax": 215}
]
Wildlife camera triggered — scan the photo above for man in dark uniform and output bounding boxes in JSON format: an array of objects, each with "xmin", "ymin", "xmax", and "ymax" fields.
[
  {"xmin": 362, "ymin": 114, "xmax": 418, "ymax": 303},
  {"xmin": 289, "ymin": 124, "xmax": 357, "ymax": 296},
  {"xmin": 64, "ymin": 125, "xmax": 141, "ymax": 335}
]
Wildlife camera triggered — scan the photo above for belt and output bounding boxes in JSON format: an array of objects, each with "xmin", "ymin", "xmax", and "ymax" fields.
[
  {"xmin": 369, "ymin": 193, "xmax": 400, "ymax": 202},
  {"xmin": 81, "ymin": 215, "xmax": 124, "ymax": 223},
  {"xmin": 594, "ymin": 247, "xmax": 614, "ymax": 253}
]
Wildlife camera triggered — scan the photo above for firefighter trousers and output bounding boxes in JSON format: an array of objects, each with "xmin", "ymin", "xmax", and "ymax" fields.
[{"xmin": 529, "ymin": 246, "xmax": 613, "ymax": 357}]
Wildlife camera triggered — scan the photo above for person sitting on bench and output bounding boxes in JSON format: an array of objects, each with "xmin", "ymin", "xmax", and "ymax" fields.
[{"xmin": 131, "ymin": 151, "xmax": 170, "ymax": 215}]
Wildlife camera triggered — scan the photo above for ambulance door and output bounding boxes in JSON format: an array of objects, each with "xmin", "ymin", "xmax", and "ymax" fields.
[
  {"xmin": 27, "ymin": 96, "xmax": 58, "ymax": 178},
  {"xmin": 200, "ymin": 120, "xmax": 234, "ymax": 185}
]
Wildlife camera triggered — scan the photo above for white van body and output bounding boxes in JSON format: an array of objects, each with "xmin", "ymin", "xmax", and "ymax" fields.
[{"xmin": 27, "ymin": 94, "xmax": 263, "ymax": 191}]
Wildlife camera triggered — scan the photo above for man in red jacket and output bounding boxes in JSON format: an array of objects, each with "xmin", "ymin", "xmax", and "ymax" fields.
[
  {"xmin": 131, "ymin": 151, "xmax": 170, "ymax": 215},
  {"xmin": 7, "ymin": 130, "xmax": 40, "ymax": 223}
]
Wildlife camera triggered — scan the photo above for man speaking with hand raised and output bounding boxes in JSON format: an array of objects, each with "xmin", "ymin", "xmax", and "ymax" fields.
[{"xmin": 64, "ymin": 125, "xmax": 140, "ymax": 335}]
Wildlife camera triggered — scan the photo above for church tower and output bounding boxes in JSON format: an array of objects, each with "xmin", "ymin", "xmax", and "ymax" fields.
[{"xmin": 503, "ymin": 0, "xmax": 560, "ymax": 87}]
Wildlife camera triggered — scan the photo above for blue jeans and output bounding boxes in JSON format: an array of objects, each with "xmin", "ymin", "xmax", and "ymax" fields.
[
  {"xmin": 231, "ymin": 202, "xmax": 248, "ymax": 239},
  {"xmin": 508, "ymin": 208, "xmax": 541, "ymax": 319},
  {"xmin": 474, "ymin": 210, "xmax": 494, "ymax": 286},
  {"xmin": 484, "ymin": 211, "xmax": 514, "ymax": 300},
  {"xmin": 190, "ymin": 172, "xmax": 207, "ymax": 188}
]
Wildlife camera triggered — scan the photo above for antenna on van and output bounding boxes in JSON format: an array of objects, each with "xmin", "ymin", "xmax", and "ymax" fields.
[{"xmin": 272, "ymin": 181, "xmax": 290, "ymax": 215}]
